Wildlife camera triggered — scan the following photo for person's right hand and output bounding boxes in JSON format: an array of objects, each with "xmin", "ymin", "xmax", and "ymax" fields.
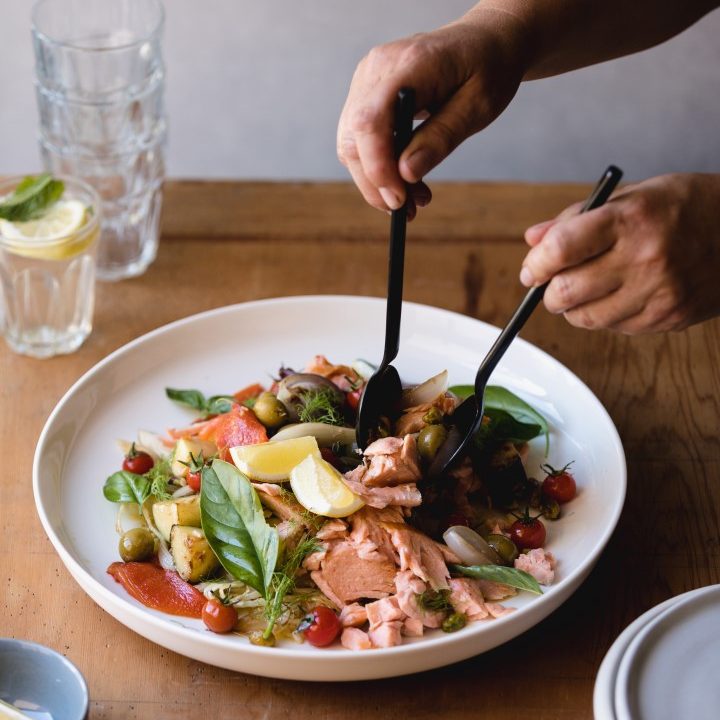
[{"xmin": 337, "ymin": 7, "xmax": 530, "ymax": 217}]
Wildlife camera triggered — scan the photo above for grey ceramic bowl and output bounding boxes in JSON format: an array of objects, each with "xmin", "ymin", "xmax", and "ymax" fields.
[{"xmin": 0, "ymin": 639, "xmax": 88, "ymax": 720}]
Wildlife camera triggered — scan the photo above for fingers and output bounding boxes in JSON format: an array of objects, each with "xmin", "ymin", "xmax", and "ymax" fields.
[
  {"xmin": 398, "ymin": 81, "xmax": 488, "ymax": 184},
  {"xmin": 543, "ymin": 257, "xmax": 623, "ymax": 315},
  {"xmin": 524, "ymin": 201, "xmax": 585, "ymax": 247},
  {"xmin": 520, "ymin": 207, "xmax": 616, "ymax": 287}
]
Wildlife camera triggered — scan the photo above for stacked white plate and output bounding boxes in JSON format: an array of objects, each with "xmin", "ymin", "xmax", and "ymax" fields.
[{"xmin": 594, "ymin": 584, "xmax": 720, "ymax": 720}]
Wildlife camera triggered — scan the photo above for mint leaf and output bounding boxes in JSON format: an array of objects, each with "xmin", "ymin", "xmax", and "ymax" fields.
[
  {"xmin": 452, "ymin": 564, "xmax": 543, "ymax": 595},
  {"xmin": 103, "ymin": 471, "xmax": 152, "ymax": 504},
  {"xmin": 200, "ymin": 460, "xmax": 279, "ymax": 598},
  {"xmin": 0, "ymin": 174, "xmax": 65, "ymax": 222}
]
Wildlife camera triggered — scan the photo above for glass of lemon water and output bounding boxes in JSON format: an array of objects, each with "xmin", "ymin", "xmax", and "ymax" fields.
[{"xmin": 0, "ymin": 175, "xmax": 101, "ymax": 358}]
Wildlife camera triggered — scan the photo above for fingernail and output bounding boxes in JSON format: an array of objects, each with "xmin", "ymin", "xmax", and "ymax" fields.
[
  {"xmin": 415, "ymin": 195, "xmax": 430, "ymax": 208},
  {"xmin": 405, "ymin": 149, "xmax": 431, "ymax": 180},
  {"xmin": 379, "ymin": 187, "xmax": 402, "ymax": 210},
  {"xmin": 520, "ymin": 267, "xmax": 535, "ymax": 286}
]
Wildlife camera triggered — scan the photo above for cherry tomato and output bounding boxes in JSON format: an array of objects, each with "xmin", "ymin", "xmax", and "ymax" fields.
[
  {"xmin": 299, "ymin": 606, "xmax": 341, "ymax": 647},
  {"xmin": 122, "ymin": 444, "xmax": 154, "ymax": 475},
  {"xmin": 186, "ymin": 470, "xmax": 202, "ymax": 492},
  {"xmin": 509, "ymin": 517, "xmax": 546, "ymax": 550},
  {"xmin": 541, "ymin": 463, "xmax": 577, "ymax": 504},
  {"xmin": 202, "ymin": 598, "xmax": 237, "ymax": 633},
  {"xmin": 346, "ymin": 387, "xmax": 363, "ymax": 412}
]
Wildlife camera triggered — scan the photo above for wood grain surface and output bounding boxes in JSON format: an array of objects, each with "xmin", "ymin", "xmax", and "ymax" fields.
[{"xmin": 2, "ymin": 181, "xmax": 719, "ymax": 719}]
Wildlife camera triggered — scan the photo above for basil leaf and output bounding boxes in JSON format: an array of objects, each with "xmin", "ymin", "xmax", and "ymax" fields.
[
  {"xmin": 166, "ymin": 387, "xmax": 234, "ymax": 417},
  {"xmin": 449, "ymin": 384, "xmax": 549, "ymax": 453},
  {"xmin": 103, "ymin": 471, "xmax": 152, "ymax": 504},
  {"xmin": 452, "ymin": 564, "xmax": 543, "ymax": 595},
  {"xmin": 0, "ymin": 174, "xmax": 65, "ymax": 221},
  {"xmin": 206, "ymin": 395, "xmax": 234, "ymax": 415},
  {"xmin": 200, "ymin": 460, "xmax": 279, "ymax": 598},
  {"xmin": 484, "ymin": 408, "xmax": 542, "ymax": 442},
  {"xmin": 165, "ymin": 387, "xmax": 209, "ymax": 412}
]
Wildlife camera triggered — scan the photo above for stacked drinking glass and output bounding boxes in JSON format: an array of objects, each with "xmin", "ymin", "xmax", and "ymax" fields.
[{"xmin": 32, "ymin": 0, "xmax": 166, "ymax": 281}]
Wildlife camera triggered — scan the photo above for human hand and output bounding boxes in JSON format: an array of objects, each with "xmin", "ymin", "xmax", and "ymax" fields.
[
  {"xmin": 337, "ymin": 7, "xmax": 530, "ymax": 218},
  {"xmin": 520, "ymin": 173, "xmax": 720, "ymax": 334}
]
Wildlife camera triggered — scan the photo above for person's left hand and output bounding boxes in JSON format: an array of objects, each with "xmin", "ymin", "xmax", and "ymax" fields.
[{"xmin": 519, "ymin": 173, "xmax": 720, "ymax": 334}]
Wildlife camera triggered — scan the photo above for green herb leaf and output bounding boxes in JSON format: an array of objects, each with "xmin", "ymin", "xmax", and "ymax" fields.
[
  {"xmin": 263, "ymin": 533, "xmax": 319, "ymax": 639},
  {"xmin": 297, "ymin": 387, "xmax": 344, "ymax": 426},
  {"xmin": 449, "ymin": 384, "xmax": 549, "ymax": 453},
  {"xmin": 165, "ymin": 387, "xmax": 234, "ymax": 418},
  {"xmin": 452, "ymin": 564, "xmax": 543, "ymax": 595},
  {"xmin": 103, "ymin": 471, "xmax": 152, "ymax": 504},
  {"xmin": 418, "ymin": 588, "xmax": 452, "ymax": 612},
  {"xmin": 200, "ymin": 460, "xmax": 279, "ymax": 599},
  {"xmin": 144, "ymin": 456, "xmax": 173, "ymax": 500},
  {"xmin": 0, "ymin": 174, "xmax": 65, "ymax": 222}
]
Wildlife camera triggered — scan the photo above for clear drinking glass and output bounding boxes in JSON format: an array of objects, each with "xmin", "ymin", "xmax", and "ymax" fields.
[
  {"xmin": 32, "ymin": 0, "xmax": 166, "ymax": 282},
  {"xmin": 0, "ymin": 177, "xmax": 101, "ymax": 358}
]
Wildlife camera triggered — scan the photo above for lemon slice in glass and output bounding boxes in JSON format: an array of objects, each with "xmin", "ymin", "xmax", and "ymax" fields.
[
  {"xmin": 0, "ymin": 200, "xmax": 94, "ymax": 261},
  {"xmin": 229, "ymin": 436, "xmax": 321, "ymax": 482},
  {"xmin": 290, "ymin": 454, "xmax": 364, "ymax": 518}
]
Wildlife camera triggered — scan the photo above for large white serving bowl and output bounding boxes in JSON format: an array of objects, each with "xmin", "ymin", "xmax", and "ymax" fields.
[{"xmin": 34, "ymin": 295, "xmax": 626, "ymax": 681}]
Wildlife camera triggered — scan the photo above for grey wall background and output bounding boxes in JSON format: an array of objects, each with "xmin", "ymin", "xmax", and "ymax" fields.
[{"xmin": 1, "ymin": 0, "xmax": 719, "ymax": 182}]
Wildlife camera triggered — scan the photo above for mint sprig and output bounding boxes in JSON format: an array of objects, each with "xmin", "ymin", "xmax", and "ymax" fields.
[{"xmin": 0, "ymin": 174, "xmax": 65, "ymax": 222}]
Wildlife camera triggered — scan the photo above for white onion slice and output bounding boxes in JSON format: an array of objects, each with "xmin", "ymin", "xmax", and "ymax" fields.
[
  {"xmin": 443, "ymin": 525, "xmax": 503, "ymax": 566},
  {"xmin": 115, "ymin": 503, "xmax": 146, "ymax": 535},
  {"xmin": 172, "ymin": 485, "xmax": 195, "ymax": 499},
  {"xmin": 400, "ymin": 370, "xmax": 448, "ymax": 408},
  {"xmin": 271, "ymin": 422, "xmax": 356, "ymax": 447}
]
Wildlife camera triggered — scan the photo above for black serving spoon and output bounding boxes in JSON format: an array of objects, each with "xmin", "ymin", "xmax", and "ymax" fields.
[
  {"xmin": 428, "ymin": 164, "xmax": 623, "ymax": 479},
  {"xmin": 356, "ymin": 88, "xmax": 415, "ymax": 449}
]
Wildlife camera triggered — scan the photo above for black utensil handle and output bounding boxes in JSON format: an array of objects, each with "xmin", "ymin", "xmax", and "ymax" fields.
[
  {"xmin": 474, "ymin": 164, "xmax": 623, "ymax": 394},
  {"xmin": 382, "ymin": 87, "xmax": 415, "ymax": 365}
]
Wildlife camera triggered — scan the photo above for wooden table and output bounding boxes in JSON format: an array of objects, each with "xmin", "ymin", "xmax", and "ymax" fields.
[{"xmin": 3, "ymin": 181, "xmax": 719, "ymax": 719}]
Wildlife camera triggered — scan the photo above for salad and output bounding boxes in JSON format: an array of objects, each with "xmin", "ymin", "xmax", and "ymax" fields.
[{"xmin": 103, "ymin": 355, "xmax": 577, "ymax": 650}]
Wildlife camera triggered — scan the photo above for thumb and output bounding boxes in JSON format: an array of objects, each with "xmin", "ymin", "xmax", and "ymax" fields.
[{"xmin": 399, "ymin": 82, "xmax": 485, "ymax": 183}]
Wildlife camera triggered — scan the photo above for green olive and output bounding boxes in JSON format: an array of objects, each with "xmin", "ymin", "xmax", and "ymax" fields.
[
  {"xmin": 253, "ymin": 392, "xmax": 289, "ymax": 429},
  {"xmin": 417, "ymin": 424, "xmax": 448, "ymax": 461},
  {"xmin": 118, "ymin": 527, "xmax": 155, "ymax": 563},
  {"xmin": 422, "ymin": 406, "xmax": 443, "ymax": 425},
  {"xmin": 486, "ymin": 533, "xmax": 519, "ymax": 564}
]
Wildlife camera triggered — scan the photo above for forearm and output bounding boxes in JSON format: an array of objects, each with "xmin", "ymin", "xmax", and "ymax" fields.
[{"xmin": 459, "ymin": 0, "xmax": 720, "ymax": 80}]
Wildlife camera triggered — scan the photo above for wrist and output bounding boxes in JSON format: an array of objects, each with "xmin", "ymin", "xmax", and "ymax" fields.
[{"xmin": 457, "ymin": 2, "xmax": 539, "ymax": 80}]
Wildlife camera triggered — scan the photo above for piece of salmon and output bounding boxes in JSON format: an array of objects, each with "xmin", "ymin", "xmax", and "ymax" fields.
[
  {"xmin": 341, "ymin": 627, "xmax": 372, "ymax": 650},
  {"xmin": 381, "ymin": 521, "xmax": 451, "ymax": 590},
  {"xmin": 303, "ymin": 354, "xmax": 362, "ymax": 392},
  {"xmin": 310, "ymin": 540, "xmax": 397, "ymax": 607},
  {"xmin": 514, "ymin": 548, "xmax": 556, "ymax": 585},
  {"xmin": 361, "ymin": 435, "xmax": 422, "ymax": 487}
]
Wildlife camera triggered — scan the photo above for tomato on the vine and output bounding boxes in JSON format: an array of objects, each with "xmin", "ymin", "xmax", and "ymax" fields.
[
  {"xmin": 298, "ymin": 606, "xmax": 341, "ymax": 647},
  {"xmin": 346, "ymin": 387, "xmax": 363, "ymax": 412},
  {"xmin": 202, "ymin": 598, "xmax": 237, "ymax": 633},
  {"xmin": 541, "ymin": 462, "xmax": 577, "ymax": 504},
  {"xmin": 186, "ymin": 470, "xmax": 202, "ymax": 492},
  {"xmin": 122, "ymin": 443, "xmax": 154, "ymax": 475},
  {"xmin": 510, "ymin": 516, "xmax": 546, "ymax": 550}
]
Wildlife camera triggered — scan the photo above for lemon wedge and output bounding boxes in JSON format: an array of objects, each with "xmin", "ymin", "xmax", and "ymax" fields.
[
  {"xmin": 290, "ymin": 454, "xmax": 364, "ymax": 518},
  {"xmin": 229, "ymin": 436, "xmax": 321, "ymax": 482}
]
